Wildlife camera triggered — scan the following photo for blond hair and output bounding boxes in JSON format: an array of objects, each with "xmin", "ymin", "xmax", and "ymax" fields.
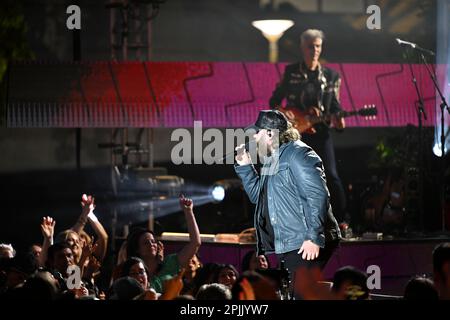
[
  {"xmin": 280, "ymin": 122, "xmax": 301, "ymax": 144},
  {"xmin": 272, "ymin": 122, "xmax": 301, "ymax": 149}
]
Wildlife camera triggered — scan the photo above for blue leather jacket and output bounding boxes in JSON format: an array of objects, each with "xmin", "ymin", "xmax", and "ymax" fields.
[{"xmin": 235, "ymin": 140, "xmax": 341, "ymax": 255}]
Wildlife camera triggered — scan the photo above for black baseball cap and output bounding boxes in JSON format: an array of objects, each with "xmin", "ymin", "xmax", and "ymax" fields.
[{"xmin": 245, "ymin": 109, "xmax": 288, "ymax": 133}]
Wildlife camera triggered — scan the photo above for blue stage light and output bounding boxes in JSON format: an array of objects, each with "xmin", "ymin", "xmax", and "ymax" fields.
[{"xmin": 211, "ymin": 185, "xmax": 225, "ymax": 202}]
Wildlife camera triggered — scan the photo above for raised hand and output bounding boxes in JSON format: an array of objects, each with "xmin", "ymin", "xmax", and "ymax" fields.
[
  {"xmin": 41, "ymin": 216, "xmax": 56, "ymax": 240},
  {"xmin": 80, "ymin": 194, "xmax": 95, "ymax": 216},
  {"xmin": 235, "ymin": 144, "xmax": 252, "ymax": 166},
  {"xmin": 179, "ymin": 195, "xmax": 193, "ymax": 211}
]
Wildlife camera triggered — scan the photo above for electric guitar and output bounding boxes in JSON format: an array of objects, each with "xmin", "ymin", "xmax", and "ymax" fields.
[{"xmin": 279, "ymin": 105, "xmax": 377, "ymax": 134}]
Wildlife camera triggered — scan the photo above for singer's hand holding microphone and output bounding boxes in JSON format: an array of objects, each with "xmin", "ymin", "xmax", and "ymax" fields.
[{"xmin": 235, "ymin": 144, "xmax": 252, "ymax": 166}]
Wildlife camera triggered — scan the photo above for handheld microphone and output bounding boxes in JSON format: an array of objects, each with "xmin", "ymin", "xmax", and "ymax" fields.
[
  {"xmin": 219, "ymin": 139, "xmax": 256, "ymax": 164},
  {"xmin": 395, "ymin": 38, "xmax": 435, "ymax": 56}
]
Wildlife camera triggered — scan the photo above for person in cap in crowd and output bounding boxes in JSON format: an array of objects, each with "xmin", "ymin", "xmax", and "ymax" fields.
[{"xmin": 234, "ymin": 109, "xmax": 341, "ymax": 296}]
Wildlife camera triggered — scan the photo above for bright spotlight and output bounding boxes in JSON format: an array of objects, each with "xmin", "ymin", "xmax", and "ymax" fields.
[
  {"xmin": 433, "ymin": 143, "xmax": 443, "ymax": 157},
  {"xmin": 211, "ymin": 185, "xmax": 225, "ymax": 202}
]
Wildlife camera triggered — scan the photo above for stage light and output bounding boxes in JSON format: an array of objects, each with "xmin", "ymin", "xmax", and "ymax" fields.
[
  {"xmin": 252, "ymin": 19, "xmax": 294, "ymax": 63},
  {"xmin": 211, "ymin": 185, "xmax": 225, "ymax": 202},
  {"xmin": 433, "ymin": 143, "xmax": 443, "ymax": 157},
  {"xmin": 210, "ymin": 179, "xmax": 243, "ymax": 203}
]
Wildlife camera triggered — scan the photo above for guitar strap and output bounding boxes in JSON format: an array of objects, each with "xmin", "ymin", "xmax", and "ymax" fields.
[
  {"xmin": 317, "ymin": 63, "xmax": 328, "ymax": 113},
  {"xmin": 319, "ymin": 65, "xmax": 336, "ymax": 116}
]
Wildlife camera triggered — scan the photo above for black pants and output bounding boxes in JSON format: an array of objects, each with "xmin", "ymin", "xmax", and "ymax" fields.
[
  {"xmin": 276, "ymin": 240, "xmax": 340, "ymax": 299},
  {"xmin": 302, "ymin": 131, "xmax": 347, "ymax": 222}
]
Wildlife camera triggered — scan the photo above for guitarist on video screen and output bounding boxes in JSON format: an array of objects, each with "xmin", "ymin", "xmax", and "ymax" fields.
[{"xmin": 269, "ymin": 29, "xmax": 347, "ymax": 223}]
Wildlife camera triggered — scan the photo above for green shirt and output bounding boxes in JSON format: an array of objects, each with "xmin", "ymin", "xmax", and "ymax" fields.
[{"xmin": 150, "ymin": 253, "xmax": 180, "ymax": 293}]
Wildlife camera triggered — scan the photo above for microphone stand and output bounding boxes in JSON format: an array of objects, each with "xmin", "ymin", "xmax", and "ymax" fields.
[
  {"xmin": 418, "ymin": 52, "xmax": 450, "ymax": 234},
  {"xmin": 403, "ymin": 47, "xmax": 426, "ymax": 233}
]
